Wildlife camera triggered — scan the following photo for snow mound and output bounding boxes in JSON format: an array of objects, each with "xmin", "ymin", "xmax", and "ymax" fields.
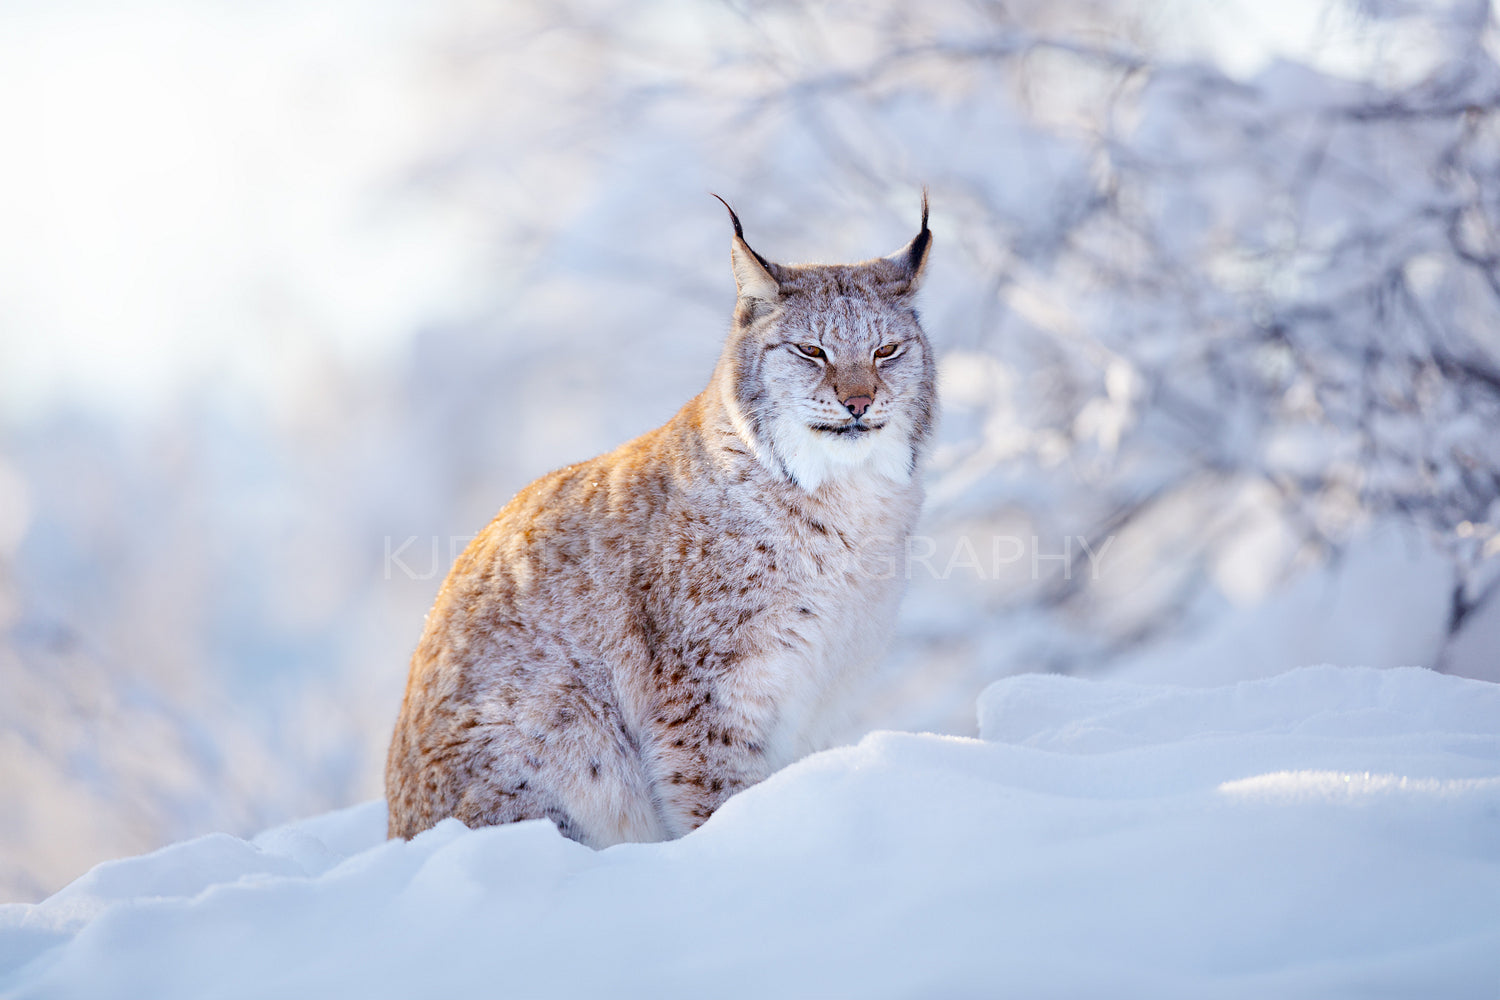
[{"xmin": 2, "ymin": 666, "xmax": 1498, "ymax": 998}]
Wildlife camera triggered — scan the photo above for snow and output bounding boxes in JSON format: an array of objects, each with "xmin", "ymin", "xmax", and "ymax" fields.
[{"xmin": 4, "ymin": 665, "xmax": 1497, "ymax": 998}]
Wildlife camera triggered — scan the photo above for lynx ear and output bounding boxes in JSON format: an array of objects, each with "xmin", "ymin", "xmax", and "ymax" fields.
[
  {"xmin": 712, "ymin": 194, "xmax": 780, "ymax": 302},
  {"xmin": 879, "ymin": 188, "xmax": 932, "ymax": 297}
]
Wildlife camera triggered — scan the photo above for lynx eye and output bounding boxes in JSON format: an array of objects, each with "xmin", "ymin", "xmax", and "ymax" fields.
[
  {"xmin": 874, "ymin": 343, "xmax": 901, "ymax": 360},
  {"xmin": 794, "ymin": 343, "xmax": 826, "ymax": 360}
]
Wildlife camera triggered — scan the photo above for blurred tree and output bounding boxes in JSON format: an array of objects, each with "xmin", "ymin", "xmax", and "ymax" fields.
[{"xmin": 418, "ymin": 0, "xmax": 1500, "ymax": 693}]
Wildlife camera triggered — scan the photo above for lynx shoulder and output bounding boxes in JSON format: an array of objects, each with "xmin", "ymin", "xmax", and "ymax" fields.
[{"xmin": 385, "ymin": 196, "xmax": 937, "ymax": 844}]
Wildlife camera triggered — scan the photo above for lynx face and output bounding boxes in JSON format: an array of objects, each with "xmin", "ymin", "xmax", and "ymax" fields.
[{"xmin": 718, "ymin": 198, "xmax": 936, "ymax": 491}]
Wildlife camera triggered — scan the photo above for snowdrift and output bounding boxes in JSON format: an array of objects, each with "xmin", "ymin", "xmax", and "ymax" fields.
[{"xmin": 2, "ymin": 665, "xmax": 1497, "ymax": 998}]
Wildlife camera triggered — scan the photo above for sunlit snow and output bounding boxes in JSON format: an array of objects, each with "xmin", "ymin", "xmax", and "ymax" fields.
[{"xmin": 2, "ymin": 665, "xmax": 1496, "ymax": 997}]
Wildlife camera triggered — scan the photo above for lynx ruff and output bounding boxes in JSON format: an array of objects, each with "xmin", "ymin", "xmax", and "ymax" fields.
[{"xmin": 386, "ymin": 197, "xmax": 936, "ymax": 844}]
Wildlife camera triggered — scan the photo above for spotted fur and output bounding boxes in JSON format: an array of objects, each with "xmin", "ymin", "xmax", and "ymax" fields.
[{"xmin": 385, "ymin": 197, "xmax": 937, "ymax": 843}]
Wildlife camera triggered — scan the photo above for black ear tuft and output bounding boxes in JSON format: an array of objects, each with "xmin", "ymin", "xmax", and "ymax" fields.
[
  {"xmin": 711, "ymin": 192, "xmax": 776, "ymax": 274},
  {"xmin": 907, "ymin": 187, "xmax": 931, "ymax": 273},
  {"xmin": 710, "ymin": 192, "xmax": 745, "ymax": 240},
  {"xmin": 877, "ymin": 188, "xmax": 933, "ymax": 297}
]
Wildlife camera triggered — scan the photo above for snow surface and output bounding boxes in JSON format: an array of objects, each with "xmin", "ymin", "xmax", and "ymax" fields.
[{"xmin": 2, "ymin": 665, "xmax": 1497, "ymax": 998}]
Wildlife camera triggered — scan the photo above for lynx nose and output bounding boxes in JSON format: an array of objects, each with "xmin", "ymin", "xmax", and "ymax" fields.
[{"xmin": 843, "ymin": 395, "xmax": 873, "ymax": 418}]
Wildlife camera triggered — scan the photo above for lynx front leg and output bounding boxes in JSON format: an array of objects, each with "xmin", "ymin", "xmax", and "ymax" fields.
[
  {"xmin": 653, "ymin": 743, "xmax": 772, "ymax": 835},
  {"xmin": 645, "ymin": 688, "xmax": 776, "ymax": 835}
]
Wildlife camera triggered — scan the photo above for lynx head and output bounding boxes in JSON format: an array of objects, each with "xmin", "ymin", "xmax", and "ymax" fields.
[{"xmin": 713, "ymin": 194, "xmax": 936, "ymax": 493}]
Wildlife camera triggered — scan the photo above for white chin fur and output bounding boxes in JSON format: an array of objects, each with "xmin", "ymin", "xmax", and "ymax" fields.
[{"xmin": 769, "ymin": 416, "xmax": 913, "ymax": 492}]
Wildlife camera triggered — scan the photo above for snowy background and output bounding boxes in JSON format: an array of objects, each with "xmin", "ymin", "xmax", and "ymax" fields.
[{"xmin": 1, "ymin": 0, "xmax": 1499, "ymax": 960}]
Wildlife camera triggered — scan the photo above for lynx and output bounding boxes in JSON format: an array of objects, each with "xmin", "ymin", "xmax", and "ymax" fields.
[{"xmin": 386, "ymin": 195, "xmax": 936, "ymax": 844}]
